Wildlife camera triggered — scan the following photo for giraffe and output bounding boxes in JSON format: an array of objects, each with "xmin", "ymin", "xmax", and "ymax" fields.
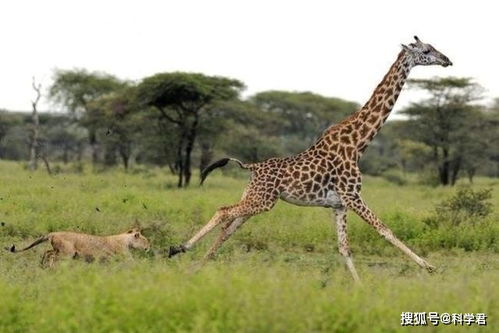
[{"xmin": 169, "ymin": 36, "xmax": 452, "ymax": 281}]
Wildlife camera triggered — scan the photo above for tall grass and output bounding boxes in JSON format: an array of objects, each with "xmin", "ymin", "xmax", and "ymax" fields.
[{"xmin": 0, "ymin": 161, "xmax": 497, "ymax": 332}]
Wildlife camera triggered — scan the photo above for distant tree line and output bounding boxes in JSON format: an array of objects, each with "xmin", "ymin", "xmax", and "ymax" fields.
[{"xmin": 0, "ymin": 69, "xmax": 497, "ymax": 186}]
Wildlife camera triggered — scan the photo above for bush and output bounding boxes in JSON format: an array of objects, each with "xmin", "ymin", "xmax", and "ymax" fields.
[
  {"xmin": 416, "ymin": 186, "xmax": 497, "ymax": 252},
  {"xmin": 425, "ymin": 187, "xmax": 493, "ymax": 227}
]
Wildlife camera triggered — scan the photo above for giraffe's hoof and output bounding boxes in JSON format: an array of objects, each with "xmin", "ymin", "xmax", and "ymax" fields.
[
  {"xmin": 426, "ymin": 264, "xmax": 437, "ymax": 273},
  {"xmin": 168, "ymin": 245, "xmax": 186, "ymax": 258}
]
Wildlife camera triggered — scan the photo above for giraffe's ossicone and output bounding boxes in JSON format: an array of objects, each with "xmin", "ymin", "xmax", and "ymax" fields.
[{"xmin": 169, "ymin": 36, "xmax": 452, "ymax": 282}]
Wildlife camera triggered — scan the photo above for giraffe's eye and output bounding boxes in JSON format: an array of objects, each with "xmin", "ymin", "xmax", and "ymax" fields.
[{"xmin": 423, "ymin": 49, "xmax": 431, "ymax": 55}]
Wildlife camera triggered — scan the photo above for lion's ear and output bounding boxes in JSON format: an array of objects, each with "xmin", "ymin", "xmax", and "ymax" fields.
[
  {"xmin": 127, "ymin": 229, "xmax": 134, "ymax": 234},
  {"xmin": 134, "ymin": 232, "xmax": 140, "ymax": 238}
]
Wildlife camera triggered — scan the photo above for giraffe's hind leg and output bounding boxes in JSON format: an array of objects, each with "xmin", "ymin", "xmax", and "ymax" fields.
[
  {"xmin": 169, "ymin": 192, "xmax": 277, "ymax": 258},
  {"xmin": 204, "ymin": 216, "xmax": 249, "ymax": 260},
  {"xmin": 342, "ymin": 192, "xmax": 435, "ymax": 272},
  {"xmin": 333, "ymin": 207, "xmax": 360, "ymax": 282}
]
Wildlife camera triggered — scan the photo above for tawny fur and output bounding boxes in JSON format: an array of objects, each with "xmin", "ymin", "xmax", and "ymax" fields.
[{"xmin": 8, "ymin": 228, "xmax": 150, "ymax": 267}]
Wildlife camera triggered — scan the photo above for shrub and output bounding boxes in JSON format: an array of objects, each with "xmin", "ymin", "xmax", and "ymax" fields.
[
  {"xmin": 417, "ymin": 186, "xmax": 496, "ymax": 252},
  {"xmin": 427, "ymin": 187, "xmax": 493, "ymax": 227}
]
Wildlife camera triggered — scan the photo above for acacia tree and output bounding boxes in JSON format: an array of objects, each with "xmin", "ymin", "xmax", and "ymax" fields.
[
  {"xmin": 42, "ymin": 114, "xmax": 87, "ymax": 164},
  {"xmin": 86, "ymin": 86, "xmax": 143, "ymax": 170},
  {"xmin": 195, "ymin": 99, "xmax": 278, "ymax": 171},
  {"xmin": 484, "ymin": 99, "xmax": 499, "ymax": 178},
  {"xmin": 48, "ymin": 69, "xmax": 125, "ymax": 165},
  {"xmin": 208, "ymin": 100, "xmax": 284, "ymax": 163},
  {"xmin": 250, "ymin": 91, "xmax": 358, "ymax": 153},
  {"xmin": 401, "ymin": 77, "xmax": 485, "ymax": 185},
  {"xmin": 195, "ymin": 103, "xmax": 225, "ymax": 173},
  {"xmin": 136, "ymin": 72, "xmax": 244, "ymax": 187}
]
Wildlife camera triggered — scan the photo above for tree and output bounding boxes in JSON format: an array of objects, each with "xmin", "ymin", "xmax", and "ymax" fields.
[
  {"xmin": 401, "ymin": 77, "xmax": 485, "ymax": 185},
  {"xmin": 195, "ymin": 101, "xmax": 229, "ymax": 173},
  {"xmin": 480, "ymin": 99, "xmax": 499, "ymax": 178},
  {"xmin": 0, "ymin": 111, "xmax": 10, "ymax": 145},
  {"xmin": 250, "ymin": 91, "xmax": 358, "ymax": 152},
  {"xmin": 195, "ymin": 100, "xmax": 282, "ymax": 170},
  {"xmin": 28, "ymin": 77, "xmax": 42, "ymax": 171},
  {"xmin": 396, "ymin": 139, "xmax": 433, "ymax": 174},
  {"xmin": 86, "ymin": 86, "xmax": 142, "ymax": 170},
  {"xmin": 0, "ymin": 110, "xmax": 24, "ymax": 159},
  {"xmin": 48, "ymin": 69, "xmax": 126, "ymax": 165},
  {"xmin": 207, "ymin": 100, "xmax": 284, "ymax": 163},
  {"xmin": 136, "ymin": 72, "xmax": 244, "ymax": 187},
  {"xmin": 458, "ymin": 111, "xmax": 492, "ymax": 183},
  {"xmin": 42, "ymin": 114, "xmax": 87, "ymax": 164},
  {"xmin": 28, "ymin": 78, "xmax": 52, "ymax": 174},
  {"xmin": 133, "ymin": 111, "xmax": 179, "ymax": 171},
  {"xmin": 358, "ymin": 121, "xmax": 404, "ymax": 176}
]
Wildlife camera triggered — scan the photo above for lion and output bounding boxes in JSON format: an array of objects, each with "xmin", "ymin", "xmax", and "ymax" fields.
[{"xmin": 7, "ymin": 228, "xmax": 150, "ymax": 267}]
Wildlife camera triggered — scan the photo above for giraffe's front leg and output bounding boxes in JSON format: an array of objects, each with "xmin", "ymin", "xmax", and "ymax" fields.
[
  {"xmin": 342, "ymin": 193, "xmax": 435, "ymax": 273},
  {"xmin": 333, "ymin": 207, "xmax": 361, "ymax": 282}
]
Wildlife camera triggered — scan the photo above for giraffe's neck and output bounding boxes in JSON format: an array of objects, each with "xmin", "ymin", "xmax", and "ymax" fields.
[{"xmin": 348, "ymin": 50, "xmax": 414, "ymax": 151}]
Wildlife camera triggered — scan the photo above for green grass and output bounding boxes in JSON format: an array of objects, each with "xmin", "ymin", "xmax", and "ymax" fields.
[{"xmin": 0, "ymin": 161, "xmax": 498, "ymax": 332}]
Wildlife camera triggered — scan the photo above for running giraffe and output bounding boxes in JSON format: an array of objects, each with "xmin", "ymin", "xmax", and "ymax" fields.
[{"xmin": 169, "ymin": 36, "xmax": 452, "ymax": 281}]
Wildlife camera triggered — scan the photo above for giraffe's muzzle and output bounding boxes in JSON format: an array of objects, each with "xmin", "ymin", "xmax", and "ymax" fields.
[{"xmin": 442, "ymin": 56, "xmax": 453, "ymax": 67}]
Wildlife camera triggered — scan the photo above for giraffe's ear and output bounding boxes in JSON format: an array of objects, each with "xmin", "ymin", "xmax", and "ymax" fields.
[{"xmin": 401, "ymin": 44, "xmax": 411, "ymax": 52}]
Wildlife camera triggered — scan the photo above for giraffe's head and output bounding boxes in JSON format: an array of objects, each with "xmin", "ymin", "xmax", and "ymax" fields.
[{"xmin": 402, "ymin": 36, "xmax": 452, "ymax": 67}]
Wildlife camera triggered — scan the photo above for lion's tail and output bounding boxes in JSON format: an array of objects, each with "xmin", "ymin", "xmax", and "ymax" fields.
[
  {"xmin": 6, "ymin": 234, "xmax": 50, "ymax": 253},
  {"xmin": 200, "ymin": 157, "xmax": 253, "ymax": 185}
]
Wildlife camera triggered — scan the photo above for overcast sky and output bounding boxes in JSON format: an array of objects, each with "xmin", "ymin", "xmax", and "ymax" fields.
[{"xmin": 1, "ymin": 0, "xmax": 498, "ymax": 116}]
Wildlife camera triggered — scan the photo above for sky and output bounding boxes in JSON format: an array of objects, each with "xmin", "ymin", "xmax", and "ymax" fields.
[{"xmin": 1, "ymin": 0, "xmax": 498, "ymax": 117}]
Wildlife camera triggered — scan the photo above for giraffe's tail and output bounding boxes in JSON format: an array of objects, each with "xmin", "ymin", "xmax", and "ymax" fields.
[{"xmin": 200, "ymin": 158, "xmax": 253, "ymax": 185}]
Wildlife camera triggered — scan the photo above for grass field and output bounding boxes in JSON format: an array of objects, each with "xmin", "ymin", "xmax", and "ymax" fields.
[{"xmin": 0, "ymin": 161, "xmax": 497, "ymax": 332}]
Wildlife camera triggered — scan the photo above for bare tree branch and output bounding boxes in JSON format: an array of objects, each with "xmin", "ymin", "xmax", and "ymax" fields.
[
  {"xmin": 32, "ymin": 77, "xmax": 42, "ymax": 107},
  {"xmin": 29, "ymin": 77, "xmax": 41, "ymax": 171}
]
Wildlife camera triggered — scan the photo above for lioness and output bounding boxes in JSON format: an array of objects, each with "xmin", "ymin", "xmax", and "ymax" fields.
[{"xmin": 7, "ymin": 228, "xmax": 150, "ymax": 267}]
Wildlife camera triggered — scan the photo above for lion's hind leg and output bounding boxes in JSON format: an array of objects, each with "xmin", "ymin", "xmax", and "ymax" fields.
[{"xmin": 41, "ymin": 249, "xmax": 58, "ymax": 268}]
